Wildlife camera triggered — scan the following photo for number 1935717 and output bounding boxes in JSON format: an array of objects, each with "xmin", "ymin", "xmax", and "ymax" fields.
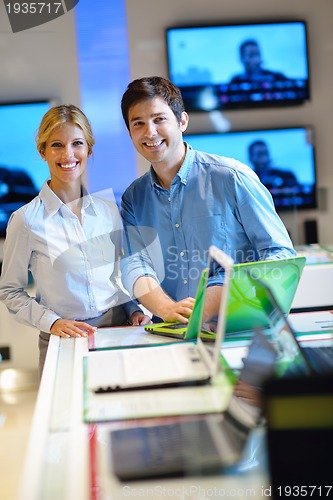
[
  {"xmin": 277, "ymin": 486, "xmax": 333, "ymax": 496},
  {"xmin": 5, "ymin": 3, "xmax": 62, "ymax": 14}
]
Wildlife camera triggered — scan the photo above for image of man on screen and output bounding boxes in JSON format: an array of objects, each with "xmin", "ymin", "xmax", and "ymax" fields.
[
  {"xmin": 230, "ymin": 39, "xmax": 288, "ymax": 84},
  {"xmin": 248, "ymin": 140, "xmax": 300, "ymax": 193},
  {"xmin": 0, "ymin": 166, "xmax": 38, "ymax": 203}
]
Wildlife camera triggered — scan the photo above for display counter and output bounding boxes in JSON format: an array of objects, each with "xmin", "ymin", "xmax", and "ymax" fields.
[
  {"xmin": 17, "ymin": 245, "xmax": 333, "ymax": 498},
  {"xmin": 18, "ymin": 330, "xmax": 268, "ymax": 500},
  {"xmin": 292, "ymin": 245, "xmax": 333, "ymax": 310}
]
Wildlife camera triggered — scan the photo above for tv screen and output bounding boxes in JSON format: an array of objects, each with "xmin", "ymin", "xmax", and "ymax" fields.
[
  {"xmin": 166, "ymin": 21, "xmax": 310, "ymax": 112},
  {"xmin": 0, "ymin": 101, "xmax": 51, "ymax": 237},
  {"xmin": 184, "ymin": 126, "xmax": 317, "ymax": 211}
]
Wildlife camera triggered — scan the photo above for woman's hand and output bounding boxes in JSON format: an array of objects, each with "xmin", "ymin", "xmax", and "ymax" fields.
[
  {"xmin": 129, "ymin": 310, "xmax": 152, "ymax": 326},
  {"xmin": 50, "ymin": 318, "xmax": 97, "ymax": 338}
]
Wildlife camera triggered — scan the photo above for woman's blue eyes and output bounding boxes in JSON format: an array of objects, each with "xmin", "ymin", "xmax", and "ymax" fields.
[{"xmin": 51, "ymin": 141, "xmax": 84, "ymax": 147}]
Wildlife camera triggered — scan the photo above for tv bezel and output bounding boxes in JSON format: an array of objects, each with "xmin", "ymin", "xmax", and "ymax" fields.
[
  {"xmin": 166, "ymin": 19, "xmax": 311, "ymax": 112},
  {"xmin": 184, "ymin": 125, "xmax": 317, "ymax": 212},
  {"xmin": 0, "ymin": 99, "xmax": 53, "ymax": 238}
]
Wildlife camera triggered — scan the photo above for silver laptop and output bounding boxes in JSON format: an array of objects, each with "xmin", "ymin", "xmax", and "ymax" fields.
[
  {"xmin": 109, "ymin": 390, "xmax": 260, "ymax": 481},
  {"xmin": 84, "ymin": 245, "xmax": 234, "ymax": 392},
  {"xmin": 108, "ymin": 332, "xmax": 270, "ymax": 481}
]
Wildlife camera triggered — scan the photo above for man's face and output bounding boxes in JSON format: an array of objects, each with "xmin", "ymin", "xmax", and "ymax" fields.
[
  {"xmin": 127, "ymin": 97, "xmax": 188, "ymax": 169},
  {"xmin": 241, "ymin": 44, "xmax": 262, "ymax": 73},
  {"xmin": 250, "ymin": 143, "xmax": 271, "ymax": 171}
]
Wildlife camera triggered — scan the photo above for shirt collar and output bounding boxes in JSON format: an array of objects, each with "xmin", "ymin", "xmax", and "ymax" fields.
[
  {"xmin": 81, "ymin": 185, "xmax": 98, "ymax": 214},
  {"xmin": 39, "ymin": 181, "xmax": 98, "ymax": 216},
  {"xmin": 177, "ymin": 142, "xmax": 194, "ymax": 185},
  {"xmin": 149, "ymin": 142, "xmax": 194, "ymax": 189},
  {"xmin": 150, "ymin": 167, "xmax": 161, "ymax": 189}
]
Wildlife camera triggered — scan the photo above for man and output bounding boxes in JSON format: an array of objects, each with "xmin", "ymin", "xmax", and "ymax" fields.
[
  {"xmin": 120, "ymin": 76, "xmax": 295, "ymax": 323},
  {"xmin": 248, "ymin": 140, "xmax": 300, "ymax": 192},
  {"xmin": 230, "ymin": 39, "xmax": 287, "ymax": 84}
]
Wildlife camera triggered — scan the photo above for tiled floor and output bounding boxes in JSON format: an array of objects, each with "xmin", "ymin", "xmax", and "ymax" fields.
[{"xmin": 0, "ymin": 372, "xmax": 38, "ymax": 500}]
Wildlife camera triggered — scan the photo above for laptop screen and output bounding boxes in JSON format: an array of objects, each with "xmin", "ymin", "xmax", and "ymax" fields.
[
  {"xmin": 245, "ymin": 272, "xmax": 312, "ymax": 378},
  {"xmin": 226, "ymin": 256, "xmax": 306, "ymax": 334},
  {"xmin": 197, "ymin": 246, "xmax": 233, "ymax": 376}
]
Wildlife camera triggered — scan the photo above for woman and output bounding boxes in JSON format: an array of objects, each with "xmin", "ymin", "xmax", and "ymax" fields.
[{"xmin": 0, "ymin": 104, "xmax": 150, "ymax": 377}]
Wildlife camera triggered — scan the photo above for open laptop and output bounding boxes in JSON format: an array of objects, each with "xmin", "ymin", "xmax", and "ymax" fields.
[
  {"xmin": 245, "ymin": 272, "xmax": 333, "ymax": 377},
  {"xmin": 143, "ymin": 261, "xmax": 213, "ymax": 341},
  {"xmin": 108, "ymin": 327, "xmax": 270, "ymax": 481},
  {"xmin": 145, "ymin": 256, "xmax": 305, "ymax": 339},
  {"xmin": 108, "ymin": 388, "xmax": 261, "ymax": 481},
  {"xmin": 83, "ymin": 245, "xmax": 234, "ymax": 392}
]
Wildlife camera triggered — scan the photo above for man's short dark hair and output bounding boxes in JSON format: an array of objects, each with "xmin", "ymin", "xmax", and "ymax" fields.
[
  {"xmin": 248, "ymin": 140, "xmax": 267, "ymax": 157},
  {"xmin": 121, "ymin": 76, "xmax": 185, "ymax": 130},
  {"xmin": 239, "ymin": 39, "xmax": 259, "ymax": 57}
]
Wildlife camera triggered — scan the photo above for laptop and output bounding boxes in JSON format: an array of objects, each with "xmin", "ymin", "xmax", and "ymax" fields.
[
  {"xmin": 245, "ymin": 272, "xmax": 333, "ymax": 377},
  {"xmin": 108, "ymin": 328, "xmax": 275, "ymax": 481},
  {"xmin": 143, "ymin": 262, "xmax": 213, "ymax": 341},
  {"xmin": 145, "ymin": 256, "xmax": 306, "ymax": 339},
  {"xmin": 108, "ymin": 390, "xmax": 261, "ymax": 481},
  {"xmin": 83, "ymin": 245, "xmax": 234, "ymax": 392}
]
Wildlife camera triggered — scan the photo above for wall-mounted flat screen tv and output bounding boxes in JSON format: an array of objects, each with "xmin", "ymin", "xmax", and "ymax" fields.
[
  {"xmin": 166, "ymin": 21, "xmax": 310, "ymax": 112},
  {"xmin": 184, "ymin": 126, "xmax": 317, "ymax": 211},
  {"xmin": 0, "ymin": 100, "xmax": 51, "ymax": 237}
]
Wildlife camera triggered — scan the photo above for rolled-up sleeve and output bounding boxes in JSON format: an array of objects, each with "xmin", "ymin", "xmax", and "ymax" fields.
[
  {"xmin": 120, "ymin": 192, "xmax": 163, "ymax": 296},
  {"xmin": 231, "ymin": 167, "xmax": 296, "ymax": 261}
]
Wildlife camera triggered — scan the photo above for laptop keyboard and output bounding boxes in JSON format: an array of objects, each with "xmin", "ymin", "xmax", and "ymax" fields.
[
  {"xmin": 157, "ymin": 323, "xmax": 187, "ymax": 330},
  {"xmin": 123, "ymin": 420, "xmax": 221, "ymax": 466},
  {"xmin": 123, "ymin": 347, "xmax": 186, "ymax": 380},
  {"xmin": 123, "ymin": 344, "xmax": 207, "ymax": 382},
  {"xmin": 302, "ymin": 346, "xmax": 333, "ymax": 374}
]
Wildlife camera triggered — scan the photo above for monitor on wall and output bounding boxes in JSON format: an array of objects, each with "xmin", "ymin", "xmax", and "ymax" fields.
[
  {"xmin": 166, "ymin": 20, "xmax": 310, "ymax": 112},
  {"xmin": 184, "ymin": 126, "xmax": 317, "ymax": 211},
  {"xmin": 0, "ymin": 100, "xmax": 52, "ymax": 238}
]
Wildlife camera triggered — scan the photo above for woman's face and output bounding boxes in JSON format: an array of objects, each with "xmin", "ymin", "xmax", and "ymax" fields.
[{"xmin": 41, "ymin": 122, "xmax": 89, "ymax": 189}]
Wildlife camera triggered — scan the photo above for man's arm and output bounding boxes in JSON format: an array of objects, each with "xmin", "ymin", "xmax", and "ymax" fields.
[
  {"xmin": 133, "ymin": 276, "xmax": 195, "ymax": 323},
  {"xmin": 121, "ymin": 189, "xmax": 166, "ymax": 301},
  {"xmin": 232, "ymin": 167, "xmax": 296, "ymax": 260}
]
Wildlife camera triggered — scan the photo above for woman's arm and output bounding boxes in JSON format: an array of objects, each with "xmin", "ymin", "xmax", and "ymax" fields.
[{"xmin": 0, "ymin": 211, "xmax": 60, "ymax": 332}]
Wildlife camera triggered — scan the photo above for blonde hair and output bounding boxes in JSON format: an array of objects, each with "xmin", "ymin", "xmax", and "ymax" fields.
[{"xmin": 36, "ymin": 104, "xmax": 95, "ymax": 156}]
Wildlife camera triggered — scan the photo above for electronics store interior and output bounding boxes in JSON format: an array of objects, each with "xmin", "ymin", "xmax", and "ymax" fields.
[{"xmin": 0, "ymin": 1, "xmax": 333, "ymax": 499}]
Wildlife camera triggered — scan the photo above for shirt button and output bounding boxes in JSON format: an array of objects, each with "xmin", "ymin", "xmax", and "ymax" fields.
[
  {"xmin": 184, "ymin": 279, "xmax": 188, "ymax": 285},
  {"xmin": 180, "ymin": 251, "xmax": 185, "ymax": 257},
  {"xmin": 175, "ymin": 223, "xmax": 180, "ymax": 228},
  {"xmin": 168, "ymin": 197, "xmax": 171, "ymax": 202}
]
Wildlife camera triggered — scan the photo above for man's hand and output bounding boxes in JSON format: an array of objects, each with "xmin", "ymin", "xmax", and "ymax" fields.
[
  {"xmin": 158, "ymin": 297, "xmax": 195, "ymax": 323},
  {"xmin": 133, "ymin": 276, "xmax": 195, "ymax": 322}
]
